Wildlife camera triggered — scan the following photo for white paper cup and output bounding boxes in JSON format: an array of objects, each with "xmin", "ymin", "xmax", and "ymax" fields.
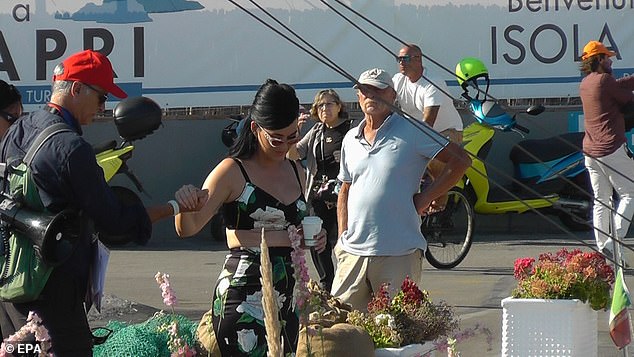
[{"xmin": 302, "ymin": 216, "xmax": 322, "ymax": 247}]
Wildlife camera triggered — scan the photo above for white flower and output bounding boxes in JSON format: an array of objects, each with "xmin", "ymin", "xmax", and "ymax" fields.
[
  {"xmin": 250, "ymin": 206, "xmax": 287, "ymax": 230},
  {"xmin": 236, "ymin": 290, "xmax": 286, "ymax": 321},
  {"xmin": 375, "ymin": 313, "xmax": 395, "ymax": 328},
  {"xmin": 216, "ymin": 277, "xmax": 230, "ymax": 297},
  {"xmin": 237, "ymin": 184, "xmax": 255, "ymax": 205},
  {"xmin": 236, "ymin": 329, "xmax": 257, "ymax": 353},
  {"xmin": 234, "ymin": 259, "xmax": 251, "ymax": 280}
]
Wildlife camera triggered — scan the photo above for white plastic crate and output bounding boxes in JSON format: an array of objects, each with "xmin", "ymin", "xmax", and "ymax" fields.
[{"xmin": 501, "ymin": 297, "xmax": 597, "ymax": 357}]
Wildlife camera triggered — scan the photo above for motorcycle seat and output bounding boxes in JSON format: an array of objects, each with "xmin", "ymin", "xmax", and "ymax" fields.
[{"xmin": 509, "ymin": 132, "xmax": 584, "ymax": 164}]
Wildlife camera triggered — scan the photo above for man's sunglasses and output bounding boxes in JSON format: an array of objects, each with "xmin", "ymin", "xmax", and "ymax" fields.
[
  {"xmin": 82, "ymin": 82, "xmax": 108, "ymax": 104},
  {"xmin": 396, "ymin": 55, "xmax": 421, "ymax": 63}
]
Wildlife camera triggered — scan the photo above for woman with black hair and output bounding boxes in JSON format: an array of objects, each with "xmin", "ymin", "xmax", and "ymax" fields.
[
  {"xmin": 174, "ymin": 79, "xmax": 327, "ymax": 356},
  {"xmin": 0, "ymin": 80, "xmax": 23, "ymax": 137}
]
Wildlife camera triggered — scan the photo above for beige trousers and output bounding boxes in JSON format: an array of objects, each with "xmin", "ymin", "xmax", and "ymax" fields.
[{"xmin": 330, "ymin": 244, "xmax": 423, "ymax": 312}]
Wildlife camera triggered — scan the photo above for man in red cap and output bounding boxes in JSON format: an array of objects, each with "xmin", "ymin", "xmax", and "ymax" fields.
[
  {"xmin": 579, "ymin": 40, "xmax": 634, "ymax": 259},
  {"xmin": 0, "ymin": 50, "xmax": 202, "ymax": 355}
]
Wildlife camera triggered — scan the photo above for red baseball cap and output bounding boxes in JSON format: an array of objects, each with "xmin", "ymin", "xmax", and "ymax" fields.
[{"xmin": 52, "ymin": 50, "xmax": 127, "ymax": 98}]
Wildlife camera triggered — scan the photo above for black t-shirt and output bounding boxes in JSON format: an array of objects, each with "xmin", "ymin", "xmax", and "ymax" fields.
[{"xmin": 316, "ymin": 120, "xmax": 351, "ymax": 180}]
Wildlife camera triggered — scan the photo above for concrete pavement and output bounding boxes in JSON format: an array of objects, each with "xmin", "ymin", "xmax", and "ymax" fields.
[{"xmin": 90, "ymin": 232, "xmax": 634, "ymax": 356}]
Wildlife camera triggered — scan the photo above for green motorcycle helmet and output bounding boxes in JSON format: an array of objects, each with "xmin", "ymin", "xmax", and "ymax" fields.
[{"xmin": 455, "ymin": 57, "xmax": 489, "ymax": 90}]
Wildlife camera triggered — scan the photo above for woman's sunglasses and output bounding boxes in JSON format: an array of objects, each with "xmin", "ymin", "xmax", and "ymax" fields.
[{"xmin": 259, "ymin": 125, "xmax": 299, "ymax": 147}]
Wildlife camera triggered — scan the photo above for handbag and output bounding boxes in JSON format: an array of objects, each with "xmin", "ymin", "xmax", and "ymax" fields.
[
  {"xmin": 0, "ymin": 227, "xmax": 54, "ymax": 302},
  {"xmin": 311, "ymin": 177, "xmax": 340, "ymax": 210},
  {"xmin": 0, "ymin": 123, "xmax": 73, "ymax": 302},
  {"xmin": 196, "ymin": 308, "xmax": 221, "ymax": 356}
]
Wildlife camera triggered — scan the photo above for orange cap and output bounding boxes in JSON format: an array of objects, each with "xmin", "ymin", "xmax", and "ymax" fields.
[
  {"xmin": 52, "ymin": 50, "xmax": 127, "ymax": 99},
  {"xmin": 581, "ymin": 41, "xmax": 616, "ymax": 61}
]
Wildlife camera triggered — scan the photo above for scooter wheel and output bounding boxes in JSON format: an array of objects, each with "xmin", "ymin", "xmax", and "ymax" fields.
[{"xmin": 98, "ymin": 186, "xmax": 143, "ymax": 246}]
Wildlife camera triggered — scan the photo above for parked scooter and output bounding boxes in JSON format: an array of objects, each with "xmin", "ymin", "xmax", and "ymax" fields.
[
  {"xmin": 422, "ymin": 58, "xmax": 591, "ymax": 269},
  {"xmin": 460, "ymin": 97, "xmax": 591, "ymax": 227},
  {"xmin": 94, "ymin": 96, "xmax": 162, "ymax": 246}
]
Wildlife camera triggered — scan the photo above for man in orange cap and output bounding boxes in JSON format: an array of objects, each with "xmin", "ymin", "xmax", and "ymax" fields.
[
  {"xmin": 0, "ymin": 50, "xmax": 203, "ymax": 355},
  {"xmin": 579, "ymin": 40, "xmax": 634, "ymax": 259}
]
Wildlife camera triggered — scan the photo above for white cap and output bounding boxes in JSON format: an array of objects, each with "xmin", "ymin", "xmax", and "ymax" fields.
[{"xmin": 354, "ymin": 68, "xmax": 394, "ymax": 89}]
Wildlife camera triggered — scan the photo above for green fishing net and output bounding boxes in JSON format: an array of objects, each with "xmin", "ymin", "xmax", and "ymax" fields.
[{"xmin": 92, "ymin": 312, "xmax": 199, "ymax": 357}]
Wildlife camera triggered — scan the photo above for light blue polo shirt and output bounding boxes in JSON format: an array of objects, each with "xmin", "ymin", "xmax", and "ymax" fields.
[{"xmin": 337, "ymin": 112, "xmax": 449, "ymax": 256}]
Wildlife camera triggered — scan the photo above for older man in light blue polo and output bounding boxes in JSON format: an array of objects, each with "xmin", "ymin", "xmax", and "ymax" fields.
[{"xmin": 332, "ymin": 68, "xmax": 471, "ymax": 310}]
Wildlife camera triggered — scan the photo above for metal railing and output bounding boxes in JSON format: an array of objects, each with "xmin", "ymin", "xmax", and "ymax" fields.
[{"xmin": 94, "ymin": 96, "xmax": 584, "ymax": 121}]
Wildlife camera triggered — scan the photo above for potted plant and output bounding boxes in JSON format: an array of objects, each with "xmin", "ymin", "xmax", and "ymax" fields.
[
  {"xmin": 502, "ymin": 248, "xmax": 615, "ymax": 357},
  {"xmin": 346, "ymin": 277, "xmax": 460, "ymax": 356}
]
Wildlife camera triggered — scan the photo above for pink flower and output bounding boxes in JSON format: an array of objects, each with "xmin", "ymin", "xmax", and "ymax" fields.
[
  {"xmin": 1, "ymin": 311, "xmax": 52, "ymax": 356},
  {"xmin": 27, "ymin": 311, "xmax": 42, "ymax": 325},
  {"xmin": 288, "ymin": 226, "xmax": 311, "ymax": 321},
  {"xmin": 155, "ymin": 272, "xmax": 178, "ymax": 308}
]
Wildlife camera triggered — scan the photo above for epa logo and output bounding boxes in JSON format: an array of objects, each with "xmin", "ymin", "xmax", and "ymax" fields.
[{"xmin": 3, "ymin": 342, "xmax": 42, "ymax": 354}]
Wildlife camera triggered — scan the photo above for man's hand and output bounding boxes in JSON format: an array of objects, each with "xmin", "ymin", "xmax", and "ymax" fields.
[
  {"xmin": 413, "ymin": 192, "xmax": 434, "ymax": 216},
  {"xmin": 424, "ymin": 197, "xmax": 447, "ymax": 215},
  {"xmin": 175, "ymin": 184, "xmax": 209, "ymax": 213}
]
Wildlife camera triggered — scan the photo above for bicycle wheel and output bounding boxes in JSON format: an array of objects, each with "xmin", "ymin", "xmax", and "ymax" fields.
[{"xmin": 422, "ymin": 188, "xmax": 474, "ymax": 269}]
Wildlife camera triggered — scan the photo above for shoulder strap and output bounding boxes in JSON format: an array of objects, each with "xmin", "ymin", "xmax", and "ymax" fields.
[
  {"xmin": 23, "ymin": 123, "xmax": 73, "ymax": 167},
  {"xmin": 231, "ymin": 158, "xmax": 251, "ymax": 182},
  {"xmin": 289, "ymin": 160, "xmax": 302, "ymax": 189}
]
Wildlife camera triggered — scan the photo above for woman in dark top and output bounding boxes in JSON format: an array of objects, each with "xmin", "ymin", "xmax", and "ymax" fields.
[
  {"xmin": 174, "ymin": 79, "xmax": 326, "ymax": 356},
  {"xmin": 289, "ymin": 89, "xmax": 354, "ymax": 292},
  {"xmin": 0, "ymin": 80, "xmax": 23, "ymax": 138}
]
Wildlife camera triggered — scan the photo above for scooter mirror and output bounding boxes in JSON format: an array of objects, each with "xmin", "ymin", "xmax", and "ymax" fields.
[
  {"xmin": 221, "ymin": 121, "xmax": 238, "ymax": 148},
  {"xmin": 221, "ymin": 115, "xmax": 246, "ymax": 148},
  {"xmin": 525, "ymin": 105, "xmax": 545, "ymax": 116},
  {"xmin": 113, "ymin": 96, "xmax": 162, "ymax": 141}
]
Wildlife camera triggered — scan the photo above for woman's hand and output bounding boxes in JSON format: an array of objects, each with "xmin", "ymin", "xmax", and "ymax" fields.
[
  {"xmin": 300, "ymin": 227, "xmax": 327, "ymax": 253},
  {"xmin": 297, "ymin": 112, "xmax": 310, "ymax": 131},
  {"xmin": 175, "ymin": 184, "xmax": 209, "ymax": 213}
]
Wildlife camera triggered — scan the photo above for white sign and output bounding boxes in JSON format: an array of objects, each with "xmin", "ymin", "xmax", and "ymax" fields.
[{"xmin": 1, "ymin": 0, "xmax": 632, "ymax": 110}]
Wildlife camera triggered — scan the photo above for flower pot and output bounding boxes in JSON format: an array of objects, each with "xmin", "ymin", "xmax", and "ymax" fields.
[
  {"xmin": 296, "ymin": 323, "xmax": 375, "ymax": 357},
  {"xmin": 375, "ymin": 342, "xmax": 436, "ymax": 357},
  {"xmin": 501, "ymin": 297, "xmax": 597, "ymax": 357}
]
